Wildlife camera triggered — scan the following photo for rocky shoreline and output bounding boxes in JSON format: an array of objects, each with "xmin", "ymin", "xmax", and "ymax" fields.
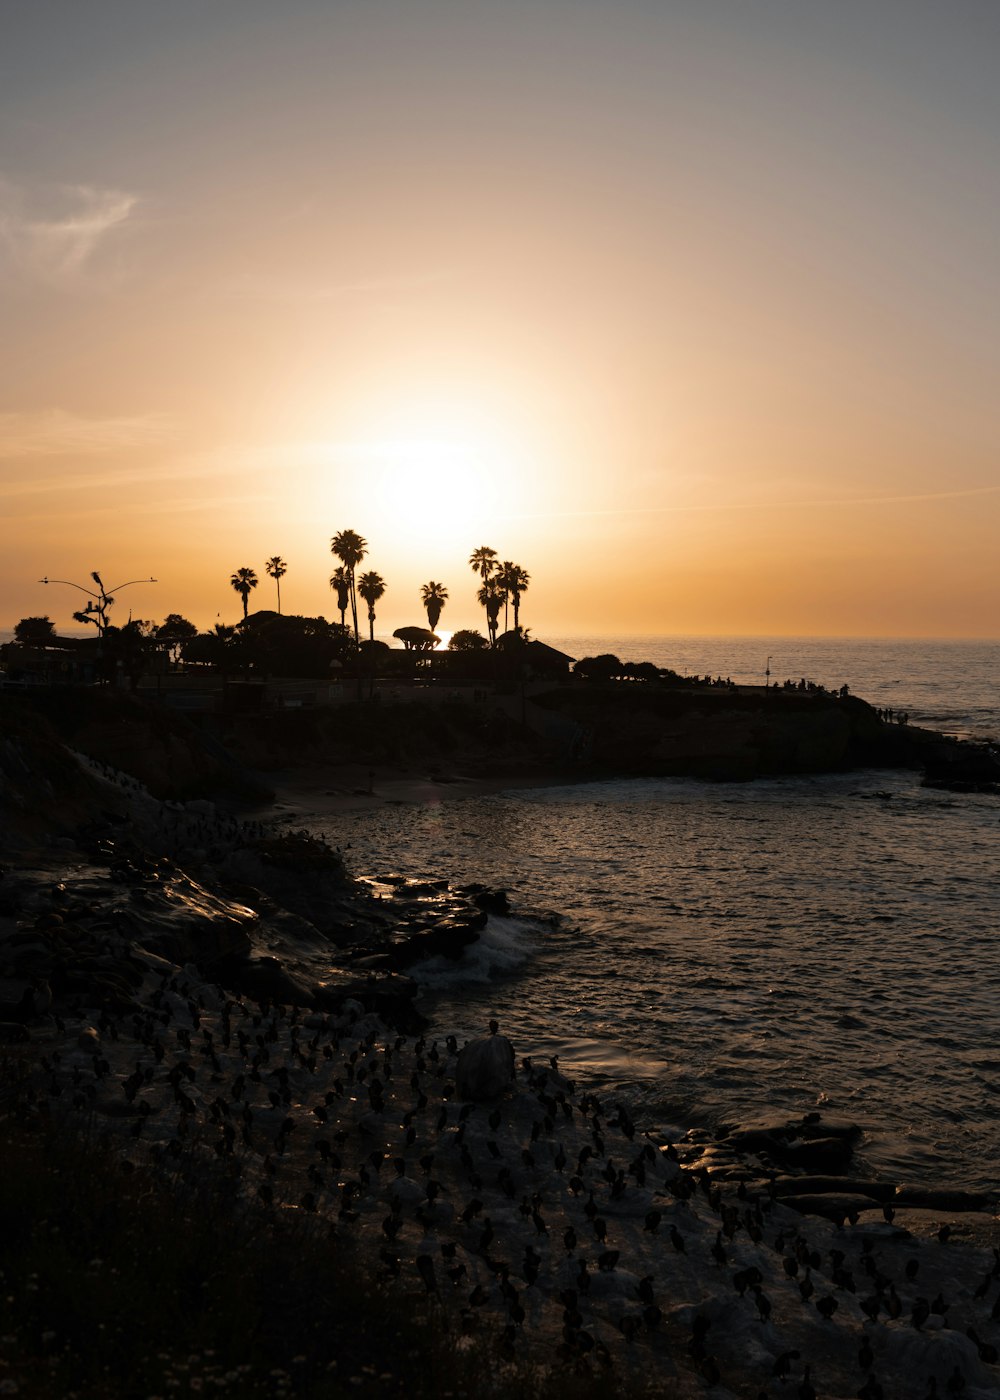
[{"xmin": 2, "ymin": 709, "xmax": 1000, "ymax": 1397}]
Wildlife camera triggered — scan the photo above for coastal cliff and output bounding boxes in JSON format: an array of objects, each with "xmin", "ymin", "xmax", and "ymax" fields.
[
  {"xmin": 3, "ymin": 684, "xmax": 995, "ymax": 805},
  {"xmin": 530, "ymin": 685, "xmax": 975, "ymax": 782}
]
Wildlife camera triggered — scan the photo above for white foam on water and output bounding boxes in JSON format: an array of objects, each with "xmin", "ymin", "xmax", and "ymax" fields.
[{"xmin": 410, "ymin": 914, "xmax": 539, "ymax": 989}]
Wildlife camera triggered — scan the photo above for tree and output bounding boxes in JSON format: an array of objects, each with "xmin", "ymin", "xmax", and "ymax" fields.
[
  {"xmin": 420, "ymin": 581, "xmax": 448, "ymax": 634},
  {"xmin": 357, "ymin": 571, "xmax": 386, "ymax": 643},
  {"xmin": 469, "ymin": 546, "xmax": 498, "ymax": 641},
  {"xmin": 574, "ymin": 653, "xmax": 623, "ymax": 681},
  {"xmin": 329, "ymin": 567, "xmax": 350, "ymax": 628},
  {"xmin": 477, "ymin": 580, "xmax": 503, "ymax": 647},
  {"xmin": 447, "ymin": 628, "xmax": 488, "ymax": 651},
  {"xmin": 155, "ymin": 613, "xmax": 198, "ymax": 667},
  {"xmin": 103, "ymin": 619, "xmax": 155, "ymax": 691},
  {"xmin": 469, "ymin": 545, "xmax": 497, "ymax": 582},
  {"xmin": 13, "ymin": 616, "xmax": 57, "ymax": 644},
  {"xmin": 70, "ymin": 572, "xmax": 116, "ymax": 635},
  {"xmin": 182, "ymin": 623, "xmax": 235, "ymax": 673},
  {"xmin": 230, "ymin": 567, "xmax": 258, "ymax": 620},
  {"xmin": 392, "ymin": 626, "xmax": 440, "ymax": 652},
  {"xmin": 233, "ymin": 613, "xmax": 356, "ymax": 678},
  {"xmin": 330, "ymin": 530, "xmax": 367, "ymax": 644},
  {"xmin": 499, "ymin": 562, "xmax": 529, "ymax": 631},
  {"xmin": 265, "ymin": 556, "xmax": 287, "ymax": 613}
]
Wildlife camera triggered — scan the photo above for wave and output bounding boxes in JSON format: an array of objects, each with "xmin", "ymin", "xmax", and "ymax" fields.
[{"xmin": 410, "ymin": 914, "xmax": 539, "ymax": 990}]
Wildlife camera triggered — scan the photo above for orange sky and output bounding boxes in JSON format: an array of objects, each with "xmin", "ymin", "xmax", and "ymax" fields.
[{"xmin": 2, "ymin": 2, "xmax": 998, "ymax": 639}]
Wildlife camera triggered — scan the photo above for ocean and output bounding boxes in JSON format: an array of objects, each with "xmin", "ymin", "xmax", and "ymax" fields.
[{"xmin": 306, "ymin": 636, "xmax": 1000, "ymax": 1196}]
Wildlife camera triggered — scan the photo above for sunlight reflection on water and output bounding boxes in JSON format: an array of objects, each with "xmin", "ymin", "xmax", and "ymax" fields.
[{"xmin": 313, "ymin": 769, "xmax": 1000, "ymax": 1192}]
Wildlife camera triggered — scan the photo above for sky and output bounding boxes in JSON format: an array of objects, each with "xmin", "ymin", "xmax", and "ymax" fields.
[{"xmin": 2, "ymin": 0, "xmax": 998, "ymax": 639}]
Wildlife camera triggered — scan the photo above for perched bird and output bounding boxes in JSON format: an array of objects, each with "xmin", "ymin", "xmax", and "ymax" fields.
[
  {"xmin": 415, "ymin": 1255, "xmax": 437, "ymax": 1293},
  {"xmin": 910, "ymin": 1297, "xmax": 930, "ymax": 1331},
  {"xmin": 772, "ymin": 1350, "xmax": 800, "ymax": 1382}
]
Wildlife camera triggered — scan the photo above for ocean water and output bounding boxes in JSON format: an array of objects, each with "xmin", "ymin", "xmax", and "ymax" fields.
[{"xmin": 319, "ymin": 637, "xmax": 1000, "ymax": 1193}]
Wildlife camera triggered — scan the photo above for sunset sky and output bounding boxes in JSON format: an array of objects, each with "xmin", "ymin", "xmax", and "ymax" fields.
[{"xmin": 2, "ymin": 1, "xmax": 998, "ymax": 639}]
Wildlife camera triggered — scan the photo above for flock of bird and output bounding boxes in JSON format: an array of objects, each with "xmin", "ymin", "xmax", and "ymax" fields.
[
  {"xmin": 19, "ymin": 755, "xmax": 998, "ymax": 1397},
  {"xmin": 29, "ymin": 958, "xmax": 1000, "ymax": 1400}
]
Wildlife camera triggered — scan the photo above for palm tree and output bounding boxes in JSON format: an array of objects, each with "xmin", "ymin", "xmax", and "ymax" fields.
[
  {"xmin": 504, "ymin": 563, "xmax": 530, "ymax": 631},
  {"xmin": 469, "ymin": 546, "xmax": 497, "ymax": 640},
  {"xmin": 477, "ymin": 580, "xmax": 503, "ymax": 647},
  {"xmin": 265, "ymin": 556, "xmax": 287, "ymax": 613},
  {"xmin": 357, "ymin": 571, "xmax": 386, "ymax": 643},
  {"xmin": 230, "ymin": 567, "xmax": 258, "ymax": 620},
  {"xmin": 420, "ymin": 581, "xmax": 448, "ymax": 634},
  {"xmin": 330, "ymin": 530, "xmax": 367, "ymax": 644},
  {"xmin": 329, "ymin": 567, "xmax": 350, "ymax": 628},
  {"xmin": 469, "ymin": 545, "xmax": 497, "ymax": 584}
]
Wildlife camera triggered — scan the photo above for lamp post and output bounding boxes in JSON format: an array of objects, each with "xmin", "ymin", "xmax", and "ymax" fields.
[
  {"xmin": 765, "ymin": 655, "xmax": 772, "ymax": 689},
  {"xmin": 39, "ymin": 573, "xmax": 157, "ymax": 636}
]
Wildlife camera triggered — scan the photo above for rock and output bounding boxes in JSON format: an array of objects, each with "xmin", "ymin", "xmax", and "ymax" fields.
[
  {"xmin": 455, "ymin": 1034, "xmax": 516, "ymax": 1101},
  {"xmin": 223, "ymin": 956, "xmax": 315, "ymax": 1006},
  {"xmin": 770, "ymin": 1174, "xmax": 896, "ymax": 1202},
  {"xmin": 472, "ymin": 888, "xmax": 510, "ymax": 916},
  {"xmin": 782, "ymin": 1135, "xmax": 855, "ymax": 1172},
  {"xmin": 894, "ymin": 1186, "xmax": 993, "ymax": 1212},
  {"xmin": 777, "ymin": 1192, "xmax": 883, "ymax": 1222}
]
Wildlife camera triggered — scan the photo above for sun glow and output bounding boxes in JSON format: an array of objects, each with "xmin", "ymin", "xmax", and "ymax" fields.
[
  {"xmin": 360, "ymin": 436, "xmax": 503, "ymax": 539},
  {"xmin": 314, "ymin": 389, "xmax": 536, "ymax": 555}
]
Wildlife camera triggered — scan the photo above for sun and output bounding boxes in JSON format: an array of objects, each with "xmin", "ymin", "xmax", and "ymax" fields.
[
  {"xmin": 366, "ymin": 435, "xmax": 502, "ymax": 539},
  {"xmin": 326, "ymin": 391, "xmax": 522, "ymax": 549}
]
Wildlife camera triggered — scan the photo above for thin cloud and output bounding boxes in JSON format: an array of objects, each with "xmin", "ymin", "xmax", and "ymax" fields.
[
  {"xmin": 224, "ymin": 269, "xmax": 458, "ymax": 302},
  {"xmin": 0, "ymin": 176, "xmax": 137, "ymax": 284},
  {"xmin": 0, "ymin": 409, "xmax": 175, "ymax": 462},
  {"xmin": 496, "ymin": 482, "xmax": 1000, "ymax": 523}
]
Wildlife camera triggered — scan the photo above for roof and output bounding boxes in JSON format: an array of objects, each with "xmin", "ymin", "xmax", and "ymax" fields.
[{"xmin": 526, "ymin": 641, "xmax": 576, "ymax": 665}]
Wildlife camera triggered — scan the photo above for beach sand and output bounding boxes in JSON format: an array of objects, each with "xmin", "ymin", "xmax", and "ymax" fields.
[{"xmin": 263, "ymin": 760, "xmax": 571, "ymax": 822}]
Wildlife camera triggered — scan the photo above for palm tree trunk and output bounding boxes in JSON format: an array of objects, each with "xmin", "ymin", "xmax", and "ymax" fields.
[{"xmin": 349, "ymin": 574, "xmax": 359, "ymax": 644}]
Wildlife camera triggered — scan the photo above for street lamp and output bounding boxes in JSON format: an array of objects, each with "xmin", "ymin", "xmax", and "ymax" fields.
[
  {"xmin": 39, "ymin": 573, "xmax": 157, "ymax": 636},
  {"xmin": 765, "ymin": 655, "xmax": 772, "ymax": 689}
]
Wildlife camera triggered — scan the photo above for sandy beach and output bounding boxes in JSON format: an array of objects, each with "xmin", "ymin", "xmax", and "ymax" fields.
[{"xmin": 263, "ymin": 761, "xmax": 573, "ymax": 821}]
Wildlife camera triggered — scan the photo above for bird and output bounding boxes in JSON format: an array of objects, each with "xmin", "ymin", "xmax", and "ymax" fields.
[
  {"xmin": 967, "ymin": 1328, "xmax": 999, "ymax": 1365},
  {"xmin": 415, "ymin": 1255, "xmax": 437, "ymax": 1293},
  {"xmin": 815, "ymin": 1294, "xmax": 839, "ymax": 1321},
  {"xmin": 772, "ymin": 1350, "xmax": 800, "ymax": 1382},
  {"xmin": 910, "ymin": 1297, "xmax": 930, "ymax": 1330}
]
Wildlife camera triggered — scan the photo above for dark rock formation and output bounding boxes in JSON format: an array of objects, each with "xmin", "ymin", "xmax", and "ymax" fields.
[{"xmin": 455, "ymin": 1034, "xmax": 516, "ymax": 1101}]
